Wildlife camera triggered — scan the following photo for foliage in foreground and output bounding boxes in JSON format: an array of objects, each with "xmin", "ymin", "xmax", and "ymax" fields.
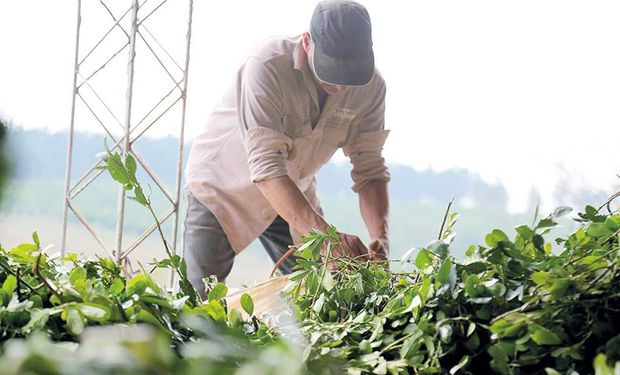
[
  {"xmin": 284, "ymin": 206, "xmax": 620, "ymax": 374},
  {"xmin": 0, "ymin": 204, "xmax": 618, "ymax": 374},
  {"xmin": 0, "ymin": 228, "xmax": 314, "ymax": 374},
  {"xmin": 0, "ymin": 145, "xmax": 618, "ymax": 374}
]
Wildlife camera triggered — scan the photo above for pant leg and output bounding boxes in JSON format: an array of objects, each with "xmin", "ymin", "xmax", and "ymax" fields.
[
  {"xmin": 258, "ymin": 215, "xmax": 298, "ymax": 274},
  {"xmin": 183, "ymin": 190, "xmax": 235, "ymax": 299}
]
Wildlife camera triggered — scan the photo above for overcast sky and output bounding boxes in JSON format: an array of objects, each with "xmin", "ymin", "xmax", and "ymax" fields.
[{"xmin": 0, "ymin": 0, "xmax": 619, "ymax": 212}]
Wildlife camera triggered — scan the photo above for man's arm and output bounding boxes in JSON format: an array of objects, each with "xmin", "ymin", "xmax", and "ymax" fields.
[
  {"xmin": 358, "ymin": 179, "xmax": 390, "ymax": 260},
  {"xmin": 256, "ymin": 176, "xmax": 369, "ymax": 258},
  {"xmin": 256, "ymin": 176, "xmax": 328, "ymax": 234}
]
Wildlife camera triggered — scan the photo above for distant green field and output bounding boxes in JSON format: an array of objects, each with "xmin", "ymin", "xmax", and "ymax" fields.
[
  {"xmin": 1, "ymin": 128, "xmax": 594, "ymax": 266},
  {"xmin": 1, "ymin": 178, "xmax": 582, "ymax": 264}
]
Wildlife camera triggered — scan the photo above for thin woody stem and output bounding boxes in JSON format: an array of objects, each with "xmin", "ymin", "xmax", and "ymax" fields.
[{"xmin": 438, "ymin": 196, "xmax": 455, "ymax": 241}]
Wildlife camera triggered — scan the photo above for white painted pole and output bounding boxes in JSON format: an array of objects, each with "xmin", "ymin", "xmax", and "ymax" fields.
[
  {"xmin": 61, "ymin": 0, "xmax": 82, "ymax": 256},
  {"xmin": 115, "ymin": 0, "xmax": 140, "ymax": 265},
  {"xmin": 170, "ymin": 0, "xmax": 194, "ymax": 287}
]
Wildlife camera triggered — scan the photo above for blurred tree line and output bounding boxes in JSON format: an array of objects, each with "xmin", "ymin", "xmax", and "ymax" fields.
[{"xmin": 0, "ymin": 119, "xmax": 9, "ymax": 202}]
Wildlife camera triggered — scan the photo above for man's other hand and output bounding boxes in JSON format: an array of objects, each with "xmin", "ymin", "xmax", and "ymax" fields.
[
  {"xmin": 330, "ymin": 232, "xmax": 369, "ymax": 259},
  {"xmin": 368, "ymin": 238, "xmax": 389, "ymax": 262}
]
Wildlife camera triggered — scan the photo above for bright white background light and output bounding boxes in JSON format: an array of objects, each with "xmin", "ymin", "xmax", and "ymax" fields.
[{"xmin": 1, "ymin": 1, "xmax": 618, "ymax": 212}]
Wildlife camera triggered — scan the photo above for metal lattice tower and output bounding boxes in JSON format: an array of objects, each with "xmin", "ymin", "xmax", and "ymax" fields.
[{"xmin": 61, "ymin": 0, "xmax": 194, "ymax": 274}]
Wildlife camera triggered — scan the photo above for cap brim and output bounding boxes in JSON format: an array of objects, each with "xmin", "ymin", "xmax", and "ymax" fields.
[{"xmin": 312, "ymin": 46, "xmax": 374, "ymax": 87}]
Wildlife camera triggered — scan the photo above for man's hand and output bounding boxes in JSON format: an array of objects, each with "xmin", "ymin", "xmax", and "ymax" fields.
[
  {"xmin": 331, "ymin": 232, "xmax": 369, "ymax": 259},
  {"xmin": 368, "ymin": 238, "xmax": 389, "ymax": 261}
]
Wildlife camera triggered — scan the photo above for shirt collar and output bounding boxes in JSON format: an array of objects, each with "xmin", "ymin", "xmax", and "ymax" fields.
[
  {"xmin": 293, "ymin": 37, "xmax": 306, "ymax": 72},
  {"xmin": 293, "ymin": 37, "xmax": 321, "ymax": 110}
]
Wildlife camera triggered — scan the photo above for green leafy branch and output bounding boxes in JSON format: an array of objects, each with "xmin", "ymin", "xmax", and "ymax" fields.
[{"xmin": 97, "ymin": 140, "xmax": 200, "ymax": 307}]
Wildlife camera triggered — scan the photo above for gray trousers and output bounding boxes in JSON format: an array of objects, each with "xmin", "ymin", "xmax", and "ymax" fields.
[{"xmin": 183, "ymin": 191, "xmax": 297, "ymax": 298}]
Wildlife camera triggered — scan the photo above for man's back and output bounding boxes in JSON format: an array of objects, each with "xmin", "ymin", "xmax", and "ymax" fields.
[{"xmin": 185, "ymin": 34, "xmax": 388, "ymax": 252}]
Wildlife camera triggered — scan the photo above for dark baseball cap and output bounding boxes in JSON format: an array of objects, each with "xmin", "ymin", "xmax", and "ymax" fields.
[{"xmin": 309, "ymin": 0, "xmax": 375, "ymax": 86}]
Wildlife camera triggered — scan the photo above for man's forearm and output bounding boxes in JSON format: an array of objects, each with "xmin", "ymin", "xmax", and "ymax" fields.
[
  {"xmin": 255, "ymin": 175, "xmax": 329, "ymax": 234},
  {"xmin": 358, "ymin": 180, "xmax": 389, "ymax": 242}
]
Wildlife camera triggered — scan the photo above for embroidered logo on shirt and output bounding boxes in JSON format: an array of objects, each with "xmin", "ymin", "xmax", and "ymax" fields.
[{"xmin": 334, "ymin": 107, "xmax": 356, "ymax": 120}]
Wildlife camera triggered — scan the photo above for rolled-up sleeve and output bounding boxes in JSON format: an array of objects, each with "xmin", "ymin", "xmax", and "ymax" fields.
[
  {"xmin": 237, "ymin": 57, "xmax": 290, "ymax": 182},
  {"xmin": 342, "ymin": 74, "xmax": 391, "ymax": 192},
  {"xmin": 244, "ymin": 127, "xmax": 292, "ymax": 182}
]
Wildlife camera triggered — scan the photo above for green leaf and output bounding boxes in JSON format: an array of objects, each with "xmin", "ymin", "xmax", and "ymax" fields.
[
  {"xmin": 79, "ymin": 303, "xmax": 110, "ymax": 322},
  {"xmin": 126, "ymin": 275, "xmax": 147, "ymax": 296},
  {"xmin": 0, "ymin": 289, "xmax": 9, "ymax": 307},
  {"xmin": 403, "ymin": 295, "xmax": 422, "ymax": 313},
  {"xmin": 29, "ymin": 295, "xmax": 43, "ymax": 309},
  {"xmin": 490, "ymin": 319, "xmax": 510, "ymax": 335},
  {"xmin": 551, "ymin": 206, "xmax": 572, "ymax": 218},
  {"xmin": 203, "ymin": 300, "xmax": 227, "ymax": 321},
  {"xmin": 420, "ymin": 278, "xmax": 433, "ymax": 301},
  {"xmin": 488, "ymin": 282, "xmax": 506, "ymax": 298},
  {"xmin": 531, "ymin": 272, "xmax": 550, "ymax": 285},
  {"xmin": 228, "ymin": 308, "xmax": 243, "ymax": 328},
  {"xmin": 485, "ymin": 229, "xmax": 509, "ymax": 247},
  {"xmin": 106, "ymin": 154, "xmax": 131, "ymax": 185},
  {"xmin": 22, "ymin": 309, "xmax": 50, "ymax": 333},
  {"xmin": 531, "ymin": 326, "xmax": 562, "ymax": 345},
  {"xmin": 437, "ymin": 258, "xmax": 452, "ymax": 284},
  {"xmin": 515, "ymin": 225, "xmax": 535, "ymax": 241},
  {"xmin": 593, "ymin": 353, "xmax": 615, "ymax": 375},
  {"xmin": 322, "ymin": 271, "xmax": 335, "ymax": 291},
  {"xmin": 587, "ymin": 223, "xmax": 613, "ymax": 238},
  {"xmin": 532, "ymin": 234, "xmax": 545, "ymax": 253},
  {"xmin": 428, "ymin": 240, "xmax": 449, "ymax": 258},
  {"xmin": 297, "ymin": 238, "xmax": 317, "ymax": 260},
  {"xmin": 450, "ymin": 355, "xmax": 470, "ymax": 374},
  {"xmin": 465, "ymin": 275, "xmax": 481, "ymax": 297},
  {"xmin": 69, "ymin": 266, "xmax": 87, "ymax": 286},
  {"xmin": 134, "ymin": 186, "xmax": 148, "ymax": 206},
  {"xmin": 66, "ymin": 307, "xmax": 84, "ymax": 336},
  {"xmin": 208, "ymin": 283, "xmax": 228, "ymax": 302},
  {"xmin": 536, "ymin": 218, "xmax": 557, "ymax": 230},
  {"xmin": 550, "ymin": 279, "xmax": 570, "ymax": 299},
  {"xmin": 464, "ymin": 261, "xmax": 487, "ymax": 274},
  {"xmin": 423, "ymin": 335, "xmax": 435, "ymax": 356},
  {"xmin": 2, "ymin": 274, "xmax": 17, "ymax": 294},
  {"xmin": 470, "ymin": 297, "xmax": 493, "ymax": 304},
  {"xmin": 136, "ymin": 309, "xmax": 166, "ymax": 329},
  {"xmin": 439, "ymin": 324, "xmax": 453, "ymax": 343},
  {"xmin": 465, "ymin": 245, "xmax": 476, "ymax": 257},
  {"xmin": 465, "ymin": 333, "xmax": 480, "ymax": 351},
  {"xmin": 545, "ymin": 368, "xmax": 563, "ymax": 375},
  {"xmin": 415, "ymin": 250, "xmax": 431, "ymax": 270},
  {"xmin": 373, "ymin": 358, "xmax": 387, "ymax": 374},
  {"xmin": 240, "ymin": 293, "xmax": 254, "ymax": 316},
  {"xmin": 32, "ymin": 232, "xmax": 41, "ymax": 248},
  {"xmin": 466, "ymin": 322, "xmax": 476, "ymax": 337},
  {"xmin": 125, "ymin": 153, "xmax": 137, "ymax": 180},
  {"xmin": 61, "ymin": 253, "xmax": 79, "ymax": 263},
  {"xmin": 313, "ymin": 293, "xmax": 325, "ymax": 314},
  {"xmin": 327, "ymin": 225, "xmax": 339, "ymax": 241},
  {"xmin": 10, "ymin": 243, "xmax": 39, "ymax": 258},
  {"xmin": 108, "ymin": 278, "xmax": 125, "ymax": 296},
  {"xmin": 306, "ymin": 272, "xmax": 319, "ymax": 293}
]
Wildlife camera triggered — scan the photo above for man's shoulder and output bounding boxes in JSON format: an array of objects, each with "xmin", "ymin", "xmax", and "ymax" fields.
[
  {"xmin": 366, "ymin": 69, "xmax": 386, "ymax": 92},
  {"xmin": 373, "ymin": 69, "xmax": 386, "ymax": 87},
  {"xmin": 245, "ymin": 35, "xmax": 302, "ymax": 66}
]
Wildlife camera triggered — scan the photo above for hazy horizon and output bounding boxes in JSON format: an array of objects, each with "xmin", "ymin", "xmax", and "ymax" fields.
[{"xmin": 2, "ymin": 124, "xmax": 616, "ymax": 215}]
